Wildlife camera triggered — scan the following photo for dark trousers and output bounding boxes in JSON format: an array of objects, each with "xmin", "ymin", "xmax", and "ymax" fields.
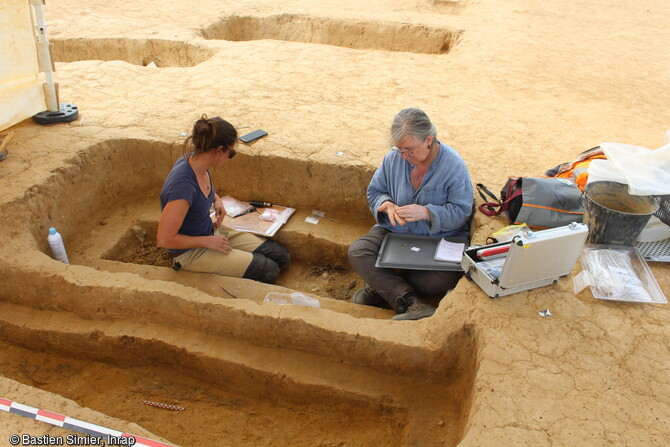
[
  {"xmin": 348, "ymin": 226, "xmax": 462, "ymax": 310},
  {"xmin": 243, "ymin": 240, "xmax": 291, "ymax": 284}
]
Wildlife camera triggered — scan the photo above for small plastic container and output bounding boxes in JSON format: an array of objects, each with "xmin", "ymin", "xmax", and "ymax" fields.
[
  {"xmin": 637, "ymin": 216, "xmax": 670, "ymax": 243},
  {"xmin": 261, "ymin": 208, "xmax": 280, "ymax": 221},
  {"xmin": 575, "ymin": 244, "xmax": 666, "ymax": 303},
  {"xmin": 47, "ymin": 227, "xmax": 70, "ymax": 264},
  {"xmin": 263, "ymin": 292, "xmax": 320, "ymax": 308}
]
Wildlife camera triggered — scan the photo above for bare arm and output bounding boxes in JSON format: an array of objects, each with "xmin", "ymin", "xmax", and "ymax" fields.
[
  {"xmin": 157, "ymin": 199, "xmax": 231, "ymax": 253},
  {"xmin": 212, "ymin": 193, "xmax": 226, "ymax": 228}
]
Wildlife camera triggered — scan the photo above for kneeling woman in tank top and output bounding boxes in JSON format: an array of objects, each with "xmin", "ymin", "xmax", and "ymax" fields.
[{"xmin": 157, "ymin": 114, "xmax": 290, "ymax": 283}]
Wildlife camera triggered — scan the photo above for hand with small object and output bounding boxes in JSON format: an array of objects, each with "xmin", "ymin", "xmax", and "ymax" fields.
[
  {"xmin": 396, "ymin": 204, "xmax": 431, "ymax": 222},
  {"xmin": 213, "ymin": 195, "xmax": 226, "ymax": 228},
  {"xmin": 205, "ymin": 235, "xmax": 232, "ymax": 254},
  {"xmin": 378, "ymin": 201, "xmax": 405, "ymax": 226}
]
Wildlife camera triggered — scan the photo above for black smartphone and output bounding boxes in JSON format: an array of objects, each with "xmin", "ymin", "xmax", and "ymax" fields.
[{"xmin": 239, "ymin": 129, "xmax": 268, "ymax": 143}]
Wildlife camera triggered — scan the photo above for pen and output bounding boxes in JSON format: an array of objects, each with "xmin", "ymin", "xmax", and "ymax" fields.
[
  {"xmin": 233, "ymin": 208, "xmax": 257, "ymax": 218},
  {"xmin": 250, "ymin": 201, "xmax": 272, "ymax": 208}
]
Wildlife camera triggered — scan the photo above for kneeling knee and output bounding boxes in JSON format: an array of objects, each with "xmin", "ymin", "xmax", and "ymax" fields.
[
  {"xmin": 347, "ymin": 243, "xmax": 361, "ymax": 262},
  {"xmin": 254, "ymin": 240, "xmax": 291, "ymax": 270},
  {"xmin": 259, "ymin": 259, "xmax": 280, "ymax": 284},
  {"xmin": 244, "ymin": 253, "xmax": 281, "ymax": 284},
  {"xmin": 274, "ymin": 247, "xmax": 291, "ymax": 270}
]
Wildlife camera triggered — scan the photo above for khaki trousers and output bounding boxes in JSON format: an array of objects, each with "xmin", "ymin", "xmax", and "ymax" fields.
[{"xmin": 173, "ymin": 228, "xmax": 264, "ymax": 278}]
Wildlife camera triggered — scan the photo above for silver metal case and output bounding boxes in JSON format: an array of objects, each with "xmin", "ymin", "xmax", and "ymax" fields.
[{"xmin": 462, "ymin": 223, "xmax": 589, "ymax": 298}]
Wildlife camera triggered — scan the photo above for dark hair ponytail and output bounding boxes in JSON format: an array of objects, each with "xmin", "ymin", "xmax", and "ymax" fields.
[{"xmin": 184, "ymin": 114, "xmax": 237, "ymax": 157}]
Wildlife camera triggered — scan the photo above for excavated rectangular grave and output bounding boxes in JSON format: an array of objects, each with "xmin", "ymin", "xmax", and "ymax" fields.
[
  {"xmin": 1, "ymin": 138, "xmax": 478, "ymax": 446},
  {"xmin": 33, "ymin": 139, "xmax": 375, "ymax": 298},
  {"xmin": 0, "ymin": 335, "xmax": 412, "ymax": 446},
  {"xmin": 51, "ymin": 37, "xmax": 216, "ymax": 67},
  {"xmin": 102, "ymin": 219, "xmax": 366, "ymax": 301},
  {"xmin": 202, "ymin": 14, "xmax": 463, "ymax": 54}
]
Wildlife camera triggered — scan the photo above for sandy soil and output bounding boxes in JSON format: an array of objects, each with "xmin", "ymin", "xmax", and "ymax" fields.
[
  {"xmin": 0, "ymin": 0, "xmax": 669, "ymax": 445},
  {"xmin": 116, "ymin": 232, "xmax": 363, "ymax": 300}
]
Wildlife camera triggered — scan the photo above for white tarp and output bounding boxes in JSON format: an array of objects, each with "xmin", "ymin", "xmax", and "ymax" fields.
[
  {"xmin": 0, "ymin": 0, "xmax": 46, "ymax": 131},
  {"xmin": 588, "ymin": 142, "xmax": 670, "ymax": 196}
]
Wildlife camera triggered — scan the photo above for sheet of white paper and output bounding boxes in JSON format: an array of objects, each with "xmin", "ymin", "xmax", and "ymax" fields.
[{"xmin": 434, "ymin": 239, "xmax": 465, "ymax": 262}]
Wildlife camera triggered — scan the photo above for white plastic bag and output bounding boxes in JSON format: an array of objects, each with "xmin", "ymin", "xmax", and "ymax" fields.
[
  {"xmin": 588, "ymin": 142, "xmax": 670, "ymax": 195},
  {"xmin": 573, "ymin": 246, "xmax": 664, "ymax": 302},
  {"xmin": 263, "ymin": 292, "xmax": 321, "ymax": 308},
  {"xmin": 586, "ymin": 158, "xmax": 627, "ymax": 185}
]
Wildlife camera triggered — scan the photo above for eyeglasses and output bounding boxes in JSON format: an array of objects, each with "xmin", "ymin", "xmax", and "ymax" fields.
[{"xmin": 392, "ymin": 145, "xmax": 419, "ymax": 156}]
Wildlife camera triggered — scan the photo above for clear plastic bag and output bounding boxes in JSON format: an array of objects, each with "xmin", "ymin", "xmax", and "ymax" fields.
[
  {"xmin": 221, "ymin": 195, "xmax": 253, "ymax": 217},
  {"xmin": 263, "ymin": 292, "xmax": 321, "ymax": 308},
  {"xmin": 577, "ymin": 249, "xmax": 634, "ymax": 298},
  {"xmin": 261, "ymin": 208, "xmax": 280, "ymax": 221},
  {"xmin": 574, "ymin": 246, "xmax": 666, "ymax": 303},
  {"xmin": 478, "ymin": 257, "xmax": 506, "ymax": 280}
]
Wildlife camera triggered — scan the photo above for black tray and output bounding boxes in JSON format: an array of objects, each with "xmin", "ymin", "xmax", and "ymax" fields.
[{"xmin": 375, "ymin": 233, "xmax": 465, "ymax": 271}]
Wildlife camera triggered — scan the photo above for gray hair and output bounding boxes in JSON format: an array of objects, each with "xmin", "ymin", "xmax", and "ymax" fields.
[{"xmin": 389, "ymin": 108, "xmax": 437, "ymax": 146}]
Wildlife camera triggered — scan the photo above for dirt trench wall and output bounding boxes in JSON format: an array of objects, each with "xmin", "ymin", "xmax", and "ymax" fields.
[
  {"xmin": 211, "ymin": 152, "xmax": 374, "ymax": 219},
  {"xmin": 0, "ymin": 257, "xmax": 476, "ymax": 380},
  {"xmin": 0, "ymin": 137, "xmax": 373, "ymax": 262},
  {"xmin": 0, "ymin": 311, "xmax": 404, "ymax": 412},
  {"xmin": 202, "ymin": 14, "xmax": 463, "ymax": 54},
  {"xmin": 17, "ymin": 139, "xmax": 171, "ymax": 255},
  {"xmin": 51, "ymin": 38, "xmax": 216, "ymax": 67}
]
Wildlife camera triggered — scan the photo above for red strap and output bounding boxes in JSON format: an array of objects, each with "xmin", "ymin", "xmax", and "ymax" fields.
[
  {"xmin": 478, "ymin": 179, "xmax": 523, "ymax": 217},
  {"xmin": 478, "ymin": 201, "xmax": 503, "ymax": 216}
]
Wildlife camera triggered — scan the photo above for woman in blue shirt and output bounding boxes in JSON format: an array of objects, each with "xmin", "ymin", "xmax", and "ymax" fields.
[
  {"xmin": 157, "ymin": 114, "xmax": 289, "ymax": 283},
  {"xmin": 348, "ymin": 108, "xmax": 473, "ymax": 320}
]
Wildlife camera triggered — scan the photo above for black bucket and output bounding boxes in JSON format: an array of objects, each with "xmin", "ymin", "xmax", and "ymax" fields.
[{"xmin": 583, "ymin": 181, "xmax": 660, "ymax": 245}]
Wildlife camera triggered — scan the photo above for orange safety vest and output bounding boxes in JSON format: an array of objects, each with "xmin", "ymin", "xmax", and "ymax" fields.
[{"xmin": 546, "ymin": 147, "xmax": 606, "ymax": 191}]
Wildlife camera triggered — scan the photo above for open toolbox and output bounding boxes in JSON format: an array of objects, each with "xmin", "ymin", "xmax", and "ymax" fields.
[{"xmin": 462, "ymin": 223, "xmax": 589, "ymax": 298}]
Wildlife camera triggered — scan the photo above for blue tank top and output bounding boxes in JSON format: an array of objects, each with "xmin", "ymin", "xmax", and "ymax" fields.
[{"xmin": 160, "ymin": 157, "xmax": 214, "ymax": 255}]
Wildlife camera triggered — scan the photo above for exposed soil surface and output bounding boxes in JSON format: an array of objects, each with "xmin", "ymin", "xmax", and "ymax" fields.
[
  {"xmin": 0, "ymin": 0, "xmax": 669, "ymax": 445},
  {"xmin": 278, "ymin": 263, "xmax": 364, "ymax": 301},
  {"xmin": 0, "ymin": 341, "xmax": 406, "ymax": 447},
  {"xmin": 118, "ymin": 240, "xmax": 173, "ymax": 267},
  {"xmin": 122, "ymin": 240, "xmax": 363, "ymax": 301}
]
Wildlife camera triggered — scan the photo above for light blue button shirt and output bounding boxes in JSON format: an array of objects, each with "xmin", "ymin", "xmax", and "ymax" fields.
[{"xmin": 367, "ymin": 141, "xmax": 473, "ymax": 238}]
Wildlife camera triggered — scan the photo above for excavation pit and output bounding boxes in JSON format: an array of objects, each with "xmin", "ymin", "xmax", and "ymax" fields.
[
  {"xmin": 109, "ymin": 223, "xmax": 173, "ymax": 268},
  {"xmin": 51, "ymin": 38, "xmax": 216, "ymax": 67},
  {"xmin": 0, "ymin": 138, "xmax": 478, "ymax": 445},
  {"xmin": 24, "ymin": 138, "xmax": 375, "ymax": 301},
  {"xmin": 0, "ymin": 310, "xmax": 476, "ymax": 446},
  {"xmin": 0, "ymin": 338, "xmax": 414, "ymax": 446},
  {"xmin": 103, "ymin": 220, "xmax": 365, "ymax": 300},
  {"xmin": 202, "ymin": 14, "xmax": 463, "ymax": 54}
]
